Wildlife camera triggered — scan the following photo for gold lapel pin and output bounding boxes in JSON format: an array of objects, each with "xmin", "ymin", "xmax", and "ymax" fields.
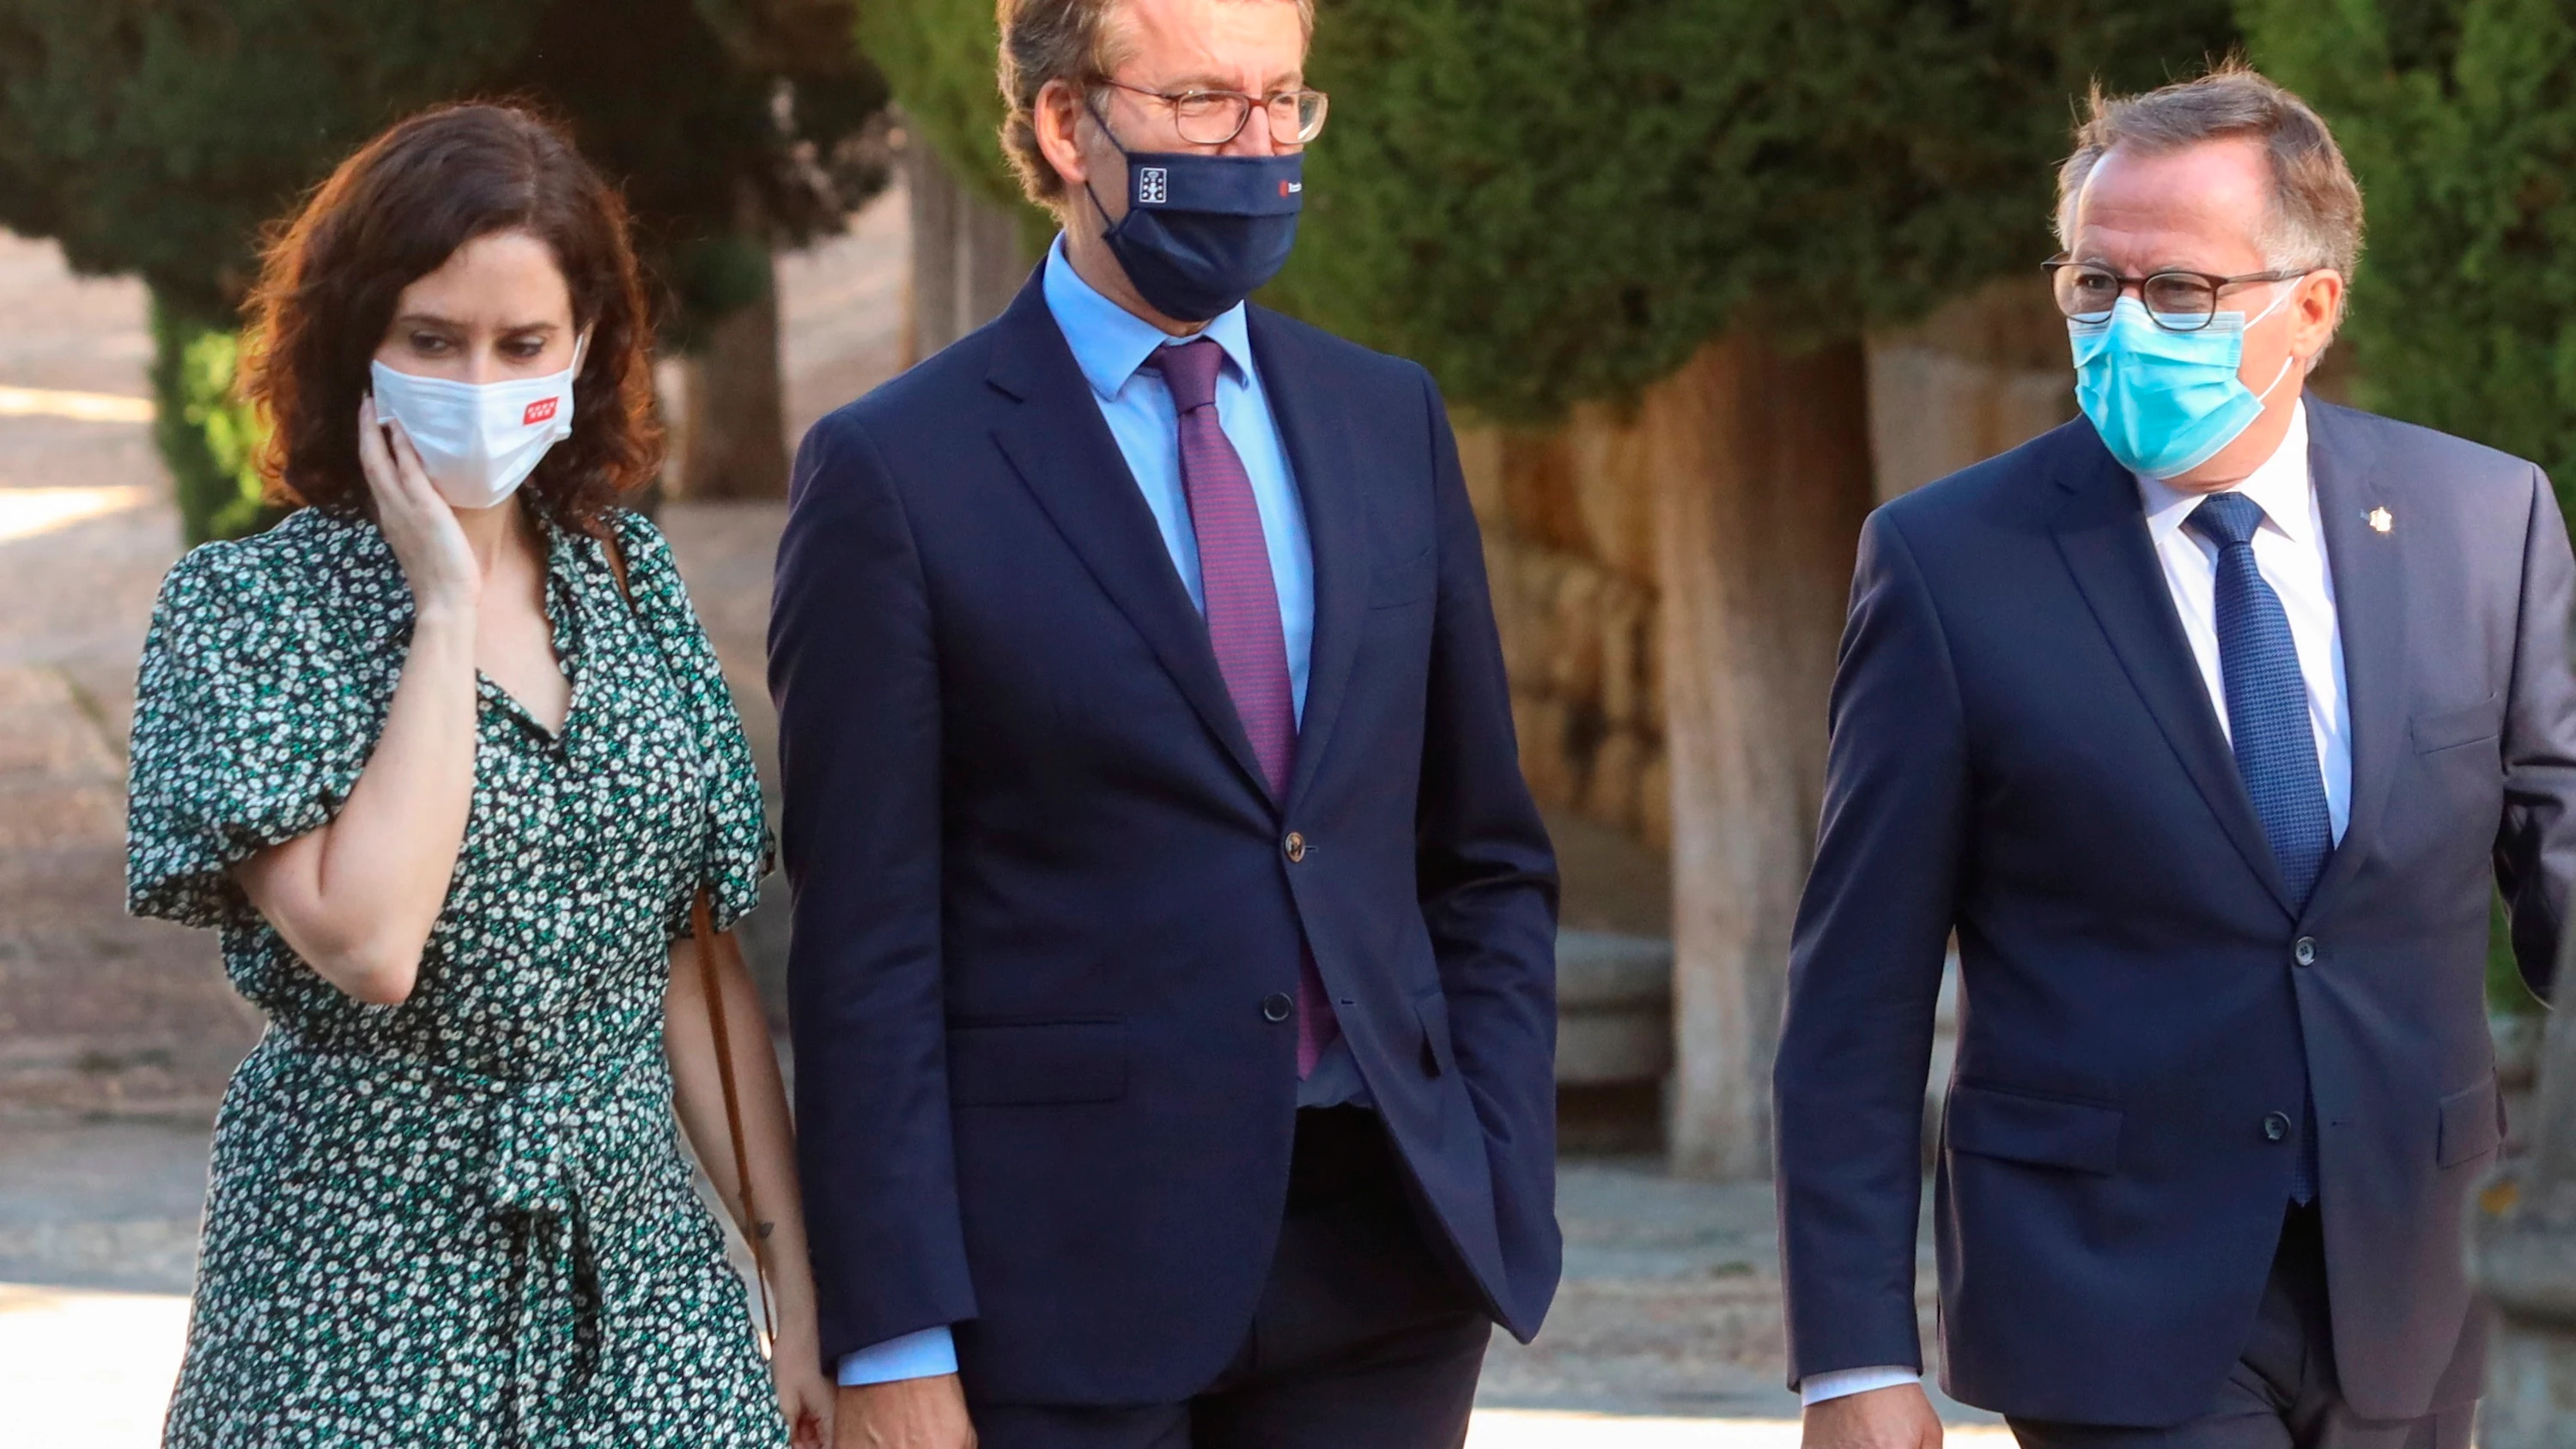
[{"xmin": 2367, "ymin": 506, "xmax": 2394, "ymax": 534}]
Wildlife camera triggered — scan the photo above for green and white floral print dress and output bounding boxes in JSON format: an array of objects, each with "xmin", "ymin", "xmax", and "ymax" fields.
[{"xmin": 125, "ymin": 506, "xmax": 787, "ymax": 1449}]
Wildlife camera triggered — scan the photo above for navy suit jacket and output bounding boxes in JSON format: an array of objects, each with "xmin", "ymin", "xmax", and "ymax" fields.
[
  {"xmin": 1775, "ymin": 403, "xmax": 2576, "ymax": 1426},
  {"xmin": 769, "ymin": 271, "xmax": 1561, "ymax": 1404}
]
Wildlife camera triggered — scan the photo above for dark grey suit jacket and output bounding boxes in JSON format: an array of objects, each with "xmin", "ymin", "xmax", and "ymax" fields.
[{"xmin": 1775, "ymin": 402, "xmax": 2576, "ymax": 1426}]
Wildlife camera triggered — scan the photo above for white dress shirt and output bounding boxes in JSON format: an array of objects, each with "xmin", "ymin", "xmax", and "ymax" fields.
[
  {"xmin": 1799, "ymin": 403, "xmax": 2351, "ymax": 1410},
  {"xmin": 2136, "ymin": 400, "xmax": 2352, "ymax": 844}
]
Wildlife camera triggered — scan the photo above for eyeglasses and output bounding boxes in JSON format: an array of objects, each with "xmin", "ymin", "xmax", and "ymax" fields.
[
  {"xmin": 1096, "ymin": 79, "xmax": 1330, "ymax": 147},
  {"xmin": 2044, "ymin": 259, "xmax": 2313, "ymax": 332}
]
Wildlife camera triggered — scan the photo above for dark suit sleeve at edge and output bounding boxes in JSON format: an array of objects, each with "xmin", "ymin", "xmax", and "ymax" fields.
[
  {"xmin": 2498, "ymin": 465, "xmax": 2576, "ymax": 1003},
  {"xmin": 769, "ymin": 411, "xmax": 976, "ymax": 1368},
  {"xmin": 1412, "ymin": 367, "xmax": 1564, "ymax": 1336},
  {"xmin": 1772, "ymin": 507, "xmax": 1967, "ymax": 1385}
]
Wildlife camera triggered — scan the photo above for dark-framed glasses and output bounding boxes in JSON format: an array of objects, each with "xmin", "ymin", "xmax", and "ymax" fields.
[
  {"xmin": 1098, "ymin": 79, "xmax": 1329, "ymax": 147},
  {"xmin": 2044, "ymin": 258, "xmax": 2312, "ymax": 332}
]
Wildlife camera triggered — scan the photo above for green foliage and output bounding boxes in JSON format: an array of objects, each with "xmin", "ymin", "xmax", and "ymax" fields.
[
  {"xmin": 0, "ymin": 3, "xmax": 543, "ymax": 318},
  {"xmin": 2246, "ymin": 0, "xmax": 2576, "ymax": 511},
  {"xmin": 1278, "ymin": 0, "xmax": 2241, "ymax": 421},
  {"xmin": 151, "ymin": 293, "xmax": 279, "ymax": 545},
  {"xmin": 859, "ymin": 0, "xmax": 2236, "ymax": 421},
  {"xmin": 0, "ymin": 0, "xmax": 890, "ymax": 537},
  {"xmin": 860, "ymin": 0, "xmax": 1033, "ymax": 214}
]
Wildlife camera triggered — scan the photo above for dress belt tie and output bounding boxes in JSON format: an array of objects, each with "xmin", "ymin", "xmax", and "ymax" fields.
[{"xmin": 264, "ymin": 1032, "xmax": 660, "ymax": 1449}]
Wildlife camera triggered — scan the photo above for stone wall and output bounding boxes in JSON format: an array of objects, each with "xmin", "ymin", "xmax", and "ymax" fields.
[
  {"xmin": 1866, "ymin": 280, "xmax": 2077, "ymax": 501},
  {"xmin": 1462, "ymin": 278, "xmax": 2077, "ymax": 875},
  {"xmin": 1460, "ymin": 423, "xmax": 1670, "ymax": 855}
]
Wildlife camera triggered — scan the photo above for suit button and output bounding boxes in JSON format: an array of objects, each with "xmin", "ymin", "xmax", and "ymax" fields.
[
  {"xmin": 1283, "ymin": 832, "xmax": 1307, "ymax": 864},
  {"xmin": 2263, "ymin": 1112, "xmax": 2293, "ymax": 1143},
  {"xmin": 2293, "ymin": 937, "xmax": 2318, "ymax": 967},
  {"xmin": 1261, "ymin": 992, "xmax": 1293, "ymax": 1022}
]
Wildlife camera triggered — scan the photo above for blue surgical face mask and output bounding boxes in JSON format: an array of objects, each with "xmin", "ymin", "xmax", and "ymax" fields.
[
  {"xmin": 2069, "ymin": 286, "xmax": 2300, "ymax": 479},
  {"xmin": 1083, "ymin": 105, "xmax": 1303, "ymax": 323}
]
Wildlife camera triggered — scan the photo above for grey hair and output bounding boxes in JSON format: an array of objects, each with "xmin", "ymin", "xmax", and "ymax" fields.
[{"xmin": 2055, "ymin": 61, "xmax": 2364, "ymax": 285}]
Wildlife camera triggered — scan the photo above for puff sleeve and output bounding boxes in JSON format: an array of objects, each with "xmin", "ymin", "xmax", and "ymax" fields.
[
  {"xmin": 605, "ymin": 511, "xmax": 775, "ymax": 937},
  {"xmin": 125, "ymin": 544, "xmax": 380, "ymax": 930}
]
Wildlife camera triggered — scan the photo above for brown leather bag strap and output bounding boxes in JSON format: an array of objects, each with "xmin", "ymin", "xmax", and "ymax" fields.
[
  {"xmin": 694, "ymin": 888, "xmax": 777, "ymax": 1347},
  {"xmin": 592, "ymin": 518, "xmax": 776, "ymax": 1348}
]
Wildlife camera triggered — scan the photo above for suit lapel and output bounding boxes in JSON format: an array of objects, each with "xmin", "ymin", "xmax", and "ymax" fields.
[
  {"xmin": 2305, "ymin": 403, "xmax": 2405, "ymax": 911},
  {"xmin": 2050, "ymin": 427, "xmax": 2296, "ymax": 914},
  {"xmin": 1248, "ymin": 308, "xmax": 1368, "ymax": 813},
  {"xmin": 983, "ymin": 275, "xmax": 1273, "ymax": 800}
]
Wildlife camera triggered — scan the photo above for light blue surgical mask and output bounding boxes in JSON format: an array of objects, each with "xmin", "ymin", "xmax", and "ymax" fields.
[{"xmin": 2069, "ymin": 287, "xmax": 2299, "ymax": 479}]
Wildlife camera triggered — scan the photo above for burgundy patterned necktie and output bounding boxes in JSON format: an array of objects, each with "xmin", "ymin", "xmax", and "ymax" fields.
[{"xmin": 1145, "ymin": 339, "xmax": 1336, "ymax": 1076}]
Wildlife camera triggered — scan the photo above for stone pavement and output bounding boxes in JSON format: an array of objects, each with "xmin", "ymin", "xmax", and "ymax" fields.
[
  {"xmin": 0, "ymin": 232, "xmax": 260, "ymax": 1118},
  {"xmin": 0, "ymin": 1111, "xmax": 2002, "ymax": 1446}
]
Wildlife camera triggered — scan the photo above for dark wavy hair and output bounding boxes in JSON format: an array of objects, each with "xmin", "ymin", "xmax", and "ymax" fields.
[{"xmin": 240, "ymin": 102, "xmax": 660, "ymax": 527}]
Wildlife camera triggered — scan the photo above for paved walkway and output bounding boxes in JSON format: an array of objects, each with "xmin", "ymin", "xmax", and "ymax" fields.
[{"xmin": 0, "ymin": 1112, "xmax": 2002, "ymax": 1445}]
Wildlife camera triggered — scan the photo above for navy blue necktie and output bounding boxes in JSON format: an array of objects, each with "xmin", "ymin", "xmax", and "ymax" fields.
[{"xmin": 2184, "ymin": 492, "xmax": 2329, "ymax": 1203}]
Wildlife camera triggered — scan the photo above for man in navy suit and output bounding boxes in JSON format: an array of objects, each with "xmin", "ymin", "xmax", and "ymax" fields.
[
  {"xmin": 768, "ymin": 0, "xmax": 1559, "ymax": 1444},
  {"xmin": 1777, "ymin": 66, "xmax": 2576, "ymax": 1449}
]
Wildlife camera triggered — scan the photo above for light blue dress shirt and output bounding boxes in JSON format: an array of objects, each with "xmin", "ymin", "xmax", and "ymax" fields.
[
  {"xmin": 836, "ymin": 237, "xmax": 1321, "ymax": 1389},
  {"xmin": 1040, "ymin": 234, "xmax": 1315, "ymax": 717}
]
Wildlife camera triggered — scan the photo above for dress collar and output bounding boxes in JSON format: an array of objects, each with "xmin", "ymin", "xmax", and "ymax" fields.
[{"xmin": 1040, "ymin": 233, "xmax": 1256, "ymax": 402}]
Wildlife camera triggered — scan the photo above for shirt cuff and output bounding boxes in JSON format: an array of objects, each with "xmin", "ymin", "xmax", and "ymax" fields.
[
  {"xmin": 835, "ymin": 1326, "xmax": 958, "ymax": 1387},
  {"xmin": 1800, "ymin": 1365, "xmax": 1921, "ymax": 1406}
]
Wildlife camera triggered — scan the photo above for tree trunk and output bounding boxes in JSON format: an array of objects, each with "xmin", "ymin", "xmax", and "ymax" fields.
[
  {"xmin": 1654, "ymin": 332, "xmax": 1876, "ymax": 1180},
  {"xmin": 675, "ymin": 253, "xmax": 790, "ymax": 501},
  {"xmin": 903, "ymin": 137, "xmax": 1027, "ymax": 364}
]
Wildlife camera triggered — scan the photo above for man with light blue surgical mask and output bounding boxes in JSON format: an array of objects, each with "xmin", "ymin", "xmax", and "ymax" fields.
[{"xmin": 1774, "ymin": 62, "xmax": 2576, "ymax": 1449}]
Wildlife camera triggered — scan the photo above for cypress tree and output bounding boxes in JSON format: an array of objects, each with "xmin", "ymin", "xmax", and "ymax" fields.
[
  {"xmin": 0, "ymin": 0, "xmax": 890, "ymax": 541},
  {"xmin": 2246, "ymin": 0, "xmax": 2576, "ymax": 503}
]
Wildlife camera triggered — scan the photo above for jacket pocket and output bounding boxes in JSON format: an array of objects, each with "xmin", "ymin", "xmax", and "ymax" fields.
[
  {"xmin": 2437, "ymin": 1076, "xmax": 2503, "ymax": 1167},
  {"xmin": 946, "ymin": 1018, "xmax": 1127, "ymax": 1106},
  {"xmin": 1946, "ymin": 1081, "xmax": 2123, "ymax": 1175},
  {"xmin": 1413, "ymin": 986, "xmax": 1455, "ymax": 1079},
  {"xmin": 2411, "ymin": 694, "xmax": 2501, "ymax": 755}
]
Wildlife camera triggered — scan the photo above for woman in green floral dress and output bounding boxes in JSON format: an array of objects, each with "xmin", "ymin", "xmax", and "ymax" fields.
[{"xmin": 125, "ymin": 105, "xmax": 834, "ymax": 1447}]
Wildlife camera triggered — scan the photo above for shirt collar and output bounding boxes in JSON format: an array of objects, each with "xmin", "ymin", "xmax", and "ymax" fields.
[
  {"xmin": 1040, "ymin": 233, "xmax": 1256, "ymax": 402},
  {"xmin": 2136, "ymin": 399, "xmax": 2314, "ymax": 547}
]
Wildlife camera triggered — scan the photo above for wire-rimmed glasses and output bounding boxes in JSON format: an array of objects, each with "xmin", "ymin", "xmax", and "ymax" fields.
[{"xmin": 1097, "ymin": 79, "xmax": 1329, "ymax": 147}]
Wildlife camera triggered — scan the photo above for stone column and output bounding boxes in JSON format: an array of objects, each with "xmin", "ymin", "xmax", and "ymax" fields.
[
  {"xmin": 1654, "ymin": 333, "xmax": 1876, "ymax": 1179},
  {"xmin": 903, "ymin": 137, "xmax": 1027, "ymax": 364},
  {"xmin": 2472, "ymin": 1000, "xmax": 2576, "ymax": 1443},
  {"xmin": 676, "ymin": 252, "xmax": 791, "ymax": 500}
]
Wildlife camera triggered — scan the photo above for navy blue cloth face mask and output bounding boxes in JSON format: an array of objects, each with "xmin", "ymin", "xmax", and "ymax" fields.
[{"xmin": 1084, "ymin": 106, "xmax": 1303, "ymax": 323}]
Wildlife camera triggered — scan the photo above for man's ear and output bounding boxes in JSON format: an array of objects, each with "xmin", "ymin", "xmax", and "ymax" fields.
[
  {"xmin": 2293, "ymin": 270, "xmax": 2344, "ymax": 360},
  {"xmin": 1035, "ymin": 79, "xmax": 1091, "ymax": 194}
]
